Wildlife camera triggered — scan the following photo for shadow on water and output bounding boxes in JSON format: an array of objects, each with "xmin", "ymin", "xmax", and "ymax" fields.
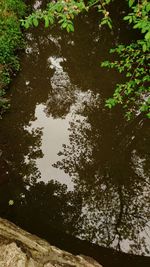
[{"xmin": 0, "ymin": 1, "xmax": 150, "ymax": 266}]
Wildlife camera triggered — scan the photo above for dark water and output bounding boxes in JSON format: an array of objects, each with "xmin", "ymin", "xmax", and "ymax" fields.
[{"xmin": 0, "ymin": 1, "xmax": 150, "ymax": 266}]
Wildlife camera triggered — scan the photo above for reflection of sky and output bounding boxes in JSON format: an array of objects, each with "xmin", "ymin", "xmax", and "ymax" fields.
[
  {"xmin": 24, "ymin": 55, "xmax": 93, "ymax": 191},
  {"xmin": 24, "ymin": 55, "xmax": 76, "ymax": 190},
  {"xmin": 25, "ymin": 91, "xmax": 89, "ymax": 191},
  {"xmin": 27, "ymin": 103, "xmax": 74, "ymax": 190}
]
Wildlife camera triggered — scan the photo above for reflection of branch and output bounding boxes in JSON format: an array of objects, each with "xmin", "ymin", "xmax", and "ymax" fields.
[
  {"xmin": 136, "ymin": 176, "xmax": 150, "ymax": 186},
  {"xmin": 130, "ymin": 213, "xmax": 150, "ymax": 228},
  {"xmin": 105, "ymin": 215, "xmax": 111, "ymax": 246},
  {"xmin": 116, "ymin": 112, "xmax": 145, "ymax": 153},
  {"xmin": 115, "ymin": 186, "xmax": 124, "ymax": 251},
  {"xmin": 116, "ymin": 186, "xmax": 124, "ymax": 226},
  {"xmin": 145, "ymin": 229, "xmax": 150, "ymax": 239},
  {"xmin": 145, "ymin": 222, "xmax": 150, "ymax": 229}
]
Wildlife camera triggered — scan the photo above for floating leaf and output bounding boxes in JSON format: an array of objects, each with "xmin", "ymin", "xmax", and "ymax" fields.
[{"xmin": 9, "ymin": 200, "xmax": 14, "ymax": 206}]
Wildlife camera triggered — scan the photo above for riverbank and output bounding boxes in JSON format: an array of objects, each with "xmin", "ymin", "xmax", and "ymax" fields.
[{"xmin": 0, "ymin": 0, "xmax": 26, "ymax": 117}]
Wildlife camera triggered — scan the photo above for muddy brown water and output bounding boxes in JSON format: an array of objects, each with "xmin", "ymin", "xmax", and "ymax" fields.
[{"xmin": 0, "ymin": 1, "xmax": 150, "ymax": 267}]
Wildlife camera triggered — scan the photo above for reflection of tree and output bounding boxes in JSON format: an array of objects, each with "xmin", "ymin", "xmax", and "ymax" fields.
[
  {"xmin": 53, "ymin": 92, "xmax": 150, "ymax": 255},
  {"xmin": 0, "ymin": 26, "xmax": 59, "ymax": 188},
  {"xmin": 0, "ymin": 177, "xmax": 83, "ymax": 245},
  {"xmin": 0, "ymin": 125, "xmax": 44, "ymax": 225},
  {"xmin": 14, "ymin": 180, "xmax": 82, "ymax": 235},
  {"xmin": 44, "ymin": 86, "xmax": 75, "ymax": 119},
  {"xmin": 0, "ymin": 125, "xmax": 43, "ymax": 183},
  {"xmin": 44, "ymin": 57, "xmax": 76, "ymax": 118},
  {"xmin": 0, "ymin": 25, "xmax": 47, "ymax": 207}
]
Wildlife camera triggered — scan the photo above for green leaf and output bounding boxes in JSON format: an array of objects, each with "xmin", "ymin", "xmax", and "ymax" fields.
[
  {"xmin": 105, "ymin": 98, "xmax": 117, "ymax": 108},
  {"xmin": 62, "ymin": 22, "xmax": 67, "ymax": 28},
  {"xmin": 124, "ymin": 15, "xmax": 131, "ymax": 21},
  {"xmin": 24, "ymin": 21, "xmax": 30, "ymax": 29},
  {"xmin": 68, "ymin": 23, "xmax": 74, "ymax": 32},
  {"xmin": 140, "ymin": 104, "xmax": 149, "ymax": 112},
  {"xmin": 147, "ymin": 113, "xmax": 150, "ymax": 119},
  {"xmin": 142, "ymin": 43, "xmax": 147, "ymax": 52},
  {"xmin": 49, "ymin": 16, "xmax": 54, "ymax": 24},
  {"xmin": 66, "ymin": 25, "xmax": 70, "ymax": 32},
  {"xmin": 56, "ymin": 4, "xmax": 63, "ymax": 12},
  {"xmin": 33, "ymin": 18, "xmax": 39, "ymax": 27},
  {"xmin": 44, "ymin": 17, "xmax": 49, "ymax": 27},
  {"xmin": 101, "ymin": 19, "xmax": 107, "ymax": 26},
  {"xmin": 129, "ymin": 0, "xmax": 135, "ymax": 7},
  {"xmin": 101, "ymin": 61, "xmax": 110, "ymax": 67},
  {"xmin": 125, "ymin": 111, "xmax": 132, "ymax": 120},
  {"xmin": 145, "ymin": 31, "xmax": 150, "ymax": 41},
  {"xmin": 106, "ymin": 0, "xmax": 111, "ymax": 4},
  {"xmin": 107, "ymin": 20, "xmax": 112, "ymax": 29},
  {"xmin": 146, "ymin": 3, "xmax": 150, "ymax": 12}
]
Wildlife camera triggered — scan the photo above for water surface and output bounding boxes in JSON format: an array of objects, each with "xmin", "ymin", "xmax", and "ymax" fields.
[{"xmin": 0, "ymin": 1, "xmax": 150, "ymax": 266}]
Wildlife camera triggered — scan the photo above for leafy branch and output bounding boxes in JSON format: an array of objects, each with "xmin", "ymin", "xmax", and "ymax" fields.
[
  {"xmin": 21, "ymin": 0, "xmax": 113, "ymax": 32},
  {"xmin": 101, "ymin": 0, "xmax": 150, "ymax": 119},
  {"xmin": 21, "ymin": 0, "xmax": 150, "ymax": 119}
]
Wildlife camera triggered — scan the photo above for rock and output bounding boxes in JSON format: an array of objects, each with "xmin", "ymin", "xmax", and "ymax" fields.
[{"xmin": 0, "ymin": 218, "xmax": 102, "ymax": 267}]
